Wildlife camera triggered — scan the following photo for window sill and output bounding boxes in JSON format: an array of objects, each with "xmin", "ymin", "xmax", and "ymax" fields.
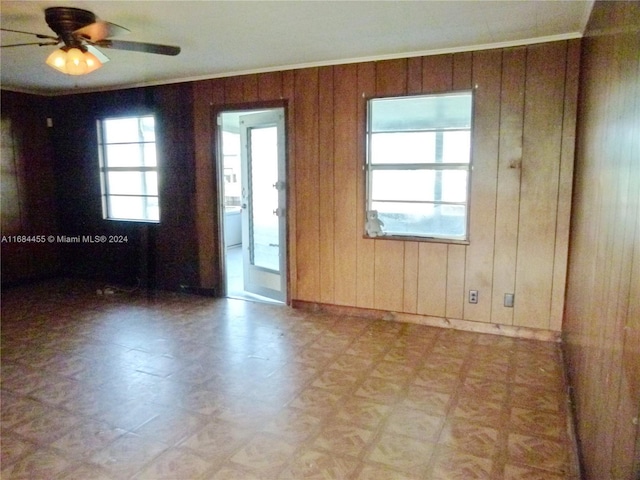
[
  {"xmin": 363, "ymin": 233, "xmax": 469, "ymax": 245},
  {"xmin": 105, "ymin": 218, "xmax": 160, "ymax": 225}
]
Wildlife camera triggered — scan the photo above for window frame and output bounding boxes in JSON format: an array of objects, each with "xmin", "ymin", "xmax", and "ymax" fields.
[
  {"xmin": 365, "ymin": 90, "xmax": 474, "ymax": 244},
  {"xmin": 97, "ymin": 113, "xmax": 160, "ymax": 223}
]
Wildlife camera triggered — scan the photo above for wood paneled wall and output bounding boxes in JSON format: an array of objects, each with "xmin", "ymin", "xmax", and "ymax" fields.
[
  {"xmin": 194, "ymin": 40, "xmax": 580, "ymax": 332},
  {"xmin": 563, "ymin": 1, "xmax": 640, "ymax": 478},
  {"xmin": 48, "ymin": 84, "xmax": 200, "ymax": 290},
  {"xmin": 0, "ymin": 91, "xmax": 60, "ymax": 284}
]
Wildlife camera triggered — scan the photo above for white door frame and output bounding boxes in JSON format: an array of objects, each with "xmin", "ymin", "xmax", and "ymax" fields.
[{"xmin": 217, "ymin": 106, "xmax": 287, "ymax": 303}]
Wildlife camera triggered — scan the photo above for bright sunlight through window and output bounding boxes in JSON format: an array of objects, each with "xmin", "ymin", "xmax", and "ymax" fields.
[
  {"xmin": 366, "ymin": 91, "xmax": 473, "ymax": 242},
  {"xmin": 98, "ymin": 115, "xmax": 160, "ymax": 222}
]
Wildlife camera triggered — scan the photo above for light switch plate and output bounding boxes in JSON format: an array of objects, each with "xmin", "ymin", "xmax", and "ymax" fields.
[{"xmin": 504, "ymin": 293, "xmax": 514, "ymax": 308}]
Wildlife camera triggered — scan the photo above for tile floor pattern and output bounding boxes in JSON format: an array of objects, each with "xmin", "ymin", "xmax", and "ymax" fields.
[{"xmin": 1, "ymin": 280, "xmax": 580, "ymax": 479}]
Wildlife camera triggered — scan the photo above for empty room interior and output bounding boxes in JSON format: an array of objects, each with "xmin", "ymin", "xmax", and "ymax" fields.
[{"xmin": 0, "ymin": 1, "xmax": 638, "ymax": 479}]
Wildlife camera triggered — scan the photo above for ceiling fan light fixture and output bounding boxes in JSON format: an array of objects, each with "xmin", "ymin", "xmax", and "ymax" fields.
[
  {"xmin": 45, "ymin": 48, "xmax": 67, "ymax": 73},
  {"xmin": 46, "ymin": 47, "xmax": 103, "ymax": 75},
  {"xmin": 82, "ymin": 51, "xmax": 102, "ymax": 73},
  {"xmin": 65, "ymin": 48, "xmax": 86, "ymax": 75},
  {"xmin": 6, "ymin": 6, "xmax": 179, "ymax": 81}
]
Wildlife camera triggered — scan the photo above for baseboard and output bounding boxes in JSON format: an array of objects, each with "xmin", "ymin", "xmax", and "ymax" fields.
[{"xmin": 292, "ymin": 300, "xmax": 561, "ymax": 343}]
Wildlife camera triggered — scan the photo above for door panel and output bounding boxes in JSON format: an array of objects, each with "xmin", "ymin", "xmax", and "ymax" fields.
[{"xmin": 239, "ymin": 109, "xmax": 286, "ymax": 302}]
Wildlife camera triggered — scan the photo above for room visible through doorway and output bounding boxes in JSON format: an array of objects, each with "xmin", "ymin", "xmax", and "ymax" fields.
[{"xmin": 218, "ymin": 108, "xmax": 287, "ymax": 304}]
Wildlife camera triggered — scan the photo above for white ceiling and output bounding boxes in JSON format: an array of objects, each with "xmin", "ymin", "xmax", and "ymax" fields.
[{"xmin": 1, "ymin": 0, "xmax": 594, "ymax": 96}]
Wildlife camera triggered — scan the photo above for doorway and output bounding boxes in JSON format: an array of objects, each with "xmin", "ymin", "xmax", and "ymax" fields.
[{"xmin": 218, "ymin": 107, "xmax": 287, "ymax": 303}]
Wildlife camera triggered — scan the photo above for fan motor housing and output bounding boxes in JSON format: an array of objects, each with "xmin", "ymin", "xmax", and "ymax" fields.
[{"xmin": 45, "ymin": 7, "xmax": 95, "ymax": 46}]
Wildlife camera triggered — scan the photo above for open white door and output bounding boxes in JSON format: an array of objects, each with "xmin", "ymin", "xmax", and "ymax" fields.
[{"xmin": 239, "ymin": 109, "xmax": 286, "ymax": 302}]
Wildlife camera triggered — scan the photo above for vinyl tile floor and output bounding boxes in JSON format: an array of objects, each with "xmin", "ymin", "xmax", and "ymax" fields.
[{"xmin": 1, "ymin": 279, "xmax": 580, "ymax": 479}]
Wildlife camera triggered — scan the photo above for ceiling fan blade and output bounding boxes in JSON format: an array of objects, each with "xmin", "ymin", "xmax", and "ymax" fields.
[
  {"xmin": 95, "ymin": 39, "xmax": 180, "ymax": 56},
  {"xmin": 86, "ymin": 44, "xmax": 110, "ymax": 63},
  {"xmin": 73, "ymin": 21, "xmax": 129, "ymax": 42},
  {"xmin": 0, "ymin": 27, "xmax": 58, "ymax": 41},
  {"xmin": 1, "ymin": 41, "xmax": 60, "ymax": 48}
]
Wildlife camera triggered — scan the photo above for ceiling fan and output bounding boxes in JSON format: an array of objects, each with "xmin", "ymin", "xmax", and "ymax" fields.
[{"xmin": 0, "ymin": 6, "xmax": 180, "ymax": 75}]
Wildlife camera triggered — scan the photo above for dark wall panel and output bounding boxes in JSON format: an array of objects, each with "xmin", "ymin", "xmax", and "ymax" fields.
[
  {"xmin": 563, "ymin": 1, "xmax": 640, "ymax": 478},
  {"xmin": 0, "ymin": 91, "xmax": 60, "ymax": 284},
  {"xmin": 50, "ymin": 83, "xmax": 198, "ymax": 290}
]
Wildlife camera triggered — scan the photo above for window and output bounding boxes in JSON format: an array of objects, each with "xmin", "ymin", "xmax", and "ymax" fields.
[
  {"xmin": 366, "ymin": 91, "xmax": 473, "ymax": 242},
  {"xmin": 221, "ymin": 130, "xmax": 242, "ymax": 211},
  {"xmin": 97, "ymin": 115, "xmax": 160, "ymax": 222}
]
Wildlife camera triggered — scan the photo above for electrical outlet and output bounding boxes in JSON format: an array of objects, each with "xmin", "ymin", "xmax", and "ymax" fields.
[
  {"xmin": 504, "ymin": 293, "xmax": 514, "ymax": 308},
  {"xmin": 469, "ymin": 290, "xmax": 478, "ymax": 304}
]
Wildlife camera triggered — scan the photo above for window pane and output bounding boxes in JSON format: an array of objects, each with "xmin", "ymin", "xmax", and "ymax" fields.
[
  {"xmin": 372, "ymin": 201, "xmax": 467, "ymax": 239},
  {"xmin": 107, "ymin": 171, "xmax": 158, "ymax": 196},
  {"xmin": 103, "ymin": 116, "xmax": 155, "ymax": 143},
  {"xmin": 104, "ymin": 143, "xmax": 157, "ymax": 167},
  {"xmin": 440, "ymin": 170, "xmax": 468, "ymax": 203},
  {"xmin": 371, "ymin": 169, "xmax": 467, "ymax": 203},
  {"xmin": 99, "ymin": 115, "xmax": 159, "ymax": 223},
  {"xmin": 371, "ymin": 169, "xmax": 433, "ymax": 202},
  {"xmin": 370, "ymin": 93, "xmax": 472, "ymax": 132},
  {"xmin": 442, "ymin": 130, "xmax": 471, "ymax": 163},
  {"xmin": 370, "ymin": 132, "xmax": 436, "ymax": 164},
  {"xmin": 108, "ymin": 195, "xmax": 159, "ymax": 222},
  {"xmin": 249, "ymin": 126, "xmax": 280, "ymax": 272}
]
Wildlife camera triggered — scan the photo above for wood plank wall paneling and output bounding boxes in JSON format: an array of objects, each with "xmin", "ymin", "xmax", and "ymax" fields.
[
  {"xmin": 417, "ymin": 243, "xmax": 447, "ymax": 317},
  {"xmin": 294, "ymin": 68, "xmax": 321, "ymax": 301},
  {"xmin": 258, "ymin": 72, "xmax": 283, "ymax": 101},
  {"xmin": 0, "ymin": 91, "xmax": 60, "ymax": 284},
  {"xmin": 564, "ymin": 2, "xmax": 640, "ymax": 478},
  {"xmin": 563, "ymin": 1, "xmax": 640, "ymax": 480},
  {"xmin": 193, "ymin": 81, "xmax": 217, "ymax": 287},
  {"xmin": 1, "ymin": 112, "xmax": 25, "ymax": 234},
  {"xmin": 422, "ymin": 54, "xmax": 453, "ymax": 93},
  {"xmin": 318, "ymin": 66, "xmax": 335, "ymax": 304},
  {"xmin": 282, "ymin": 70, "xmax": 296, "ymax": 300},
  {"xmin": 407, "ymin": 57, "xmax": 422, "ymax": 94},
  {"xmin": 375, "ymin": 58, "xmax": 407, "ymax": 96},
  {"xmin": 224, "ymin": 77, "xmax": 244, "ymax": 104},
  {"xmin": 446, "ymin": 52, "xmax": 474, "ymax": 320},
  {"xmin": 402, "ymin": 242, "xmax": 419, "ymax": 313},
  {"xmin": 333, "ymin": 64, "xmax": 359, "ymax": 306},
  {"xmin": 453, "ymin": 52, "xmax": 473, "ymax": 90},
  {"xmin": 193, "ymin": 41, "xmax": 579, "ymax": 332},
  {"xmin": 464, "ymin": 49, "xmax": 502, "ymax": 323},
  {"xmin": 445, "ymin": 245, "xmax": 466, "ymax": 319},
  {"xmin": 491, "ymin": 47, "xmax": 525, "ymax": 326},
  {"xmin": 355, "ymin": 62, "xmax": 376, "ymax": 308},
  {"xmin": 374, "ymin": 239, "xmax": 405, "ymax": 312},
  {"xmin": 515, "ymin": 42, "xmax": 568, "ymax": 329},
  {"xmin": 153, "ymin": 84, "xmax": 199, "ymax": 290},
  {"xmin": 243, "ymin": 74, "xmax": 259, "ymax": 102},
  {"xmin": 550, "ymin": 39, "xmax": 581, "ymax": 332}
]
